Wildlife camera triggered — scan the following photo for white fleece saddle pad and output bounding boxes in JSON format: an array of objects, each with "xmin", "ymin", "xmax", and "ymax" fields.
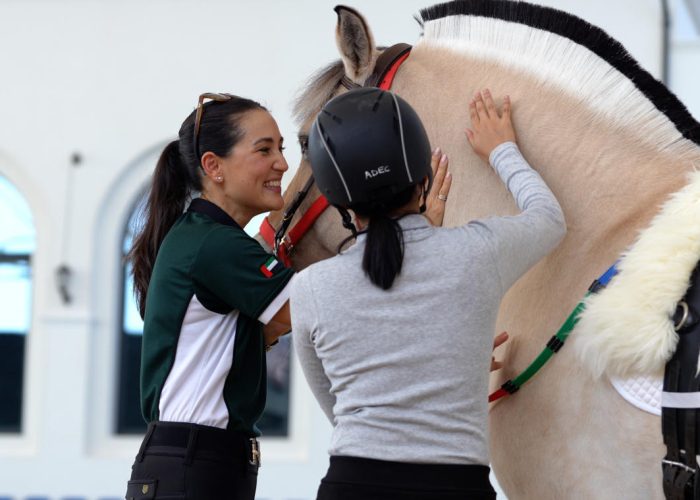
[{"xmin": 609, "ymin": 375, "xmax": 662, "ymax": 416}]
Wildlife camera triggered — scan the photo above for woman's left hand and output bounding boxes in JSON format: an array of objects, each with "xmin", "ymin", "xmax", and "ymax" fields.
[{"xmin": 424, "ymin": 148, "xmax": 452, "ymax": 226}]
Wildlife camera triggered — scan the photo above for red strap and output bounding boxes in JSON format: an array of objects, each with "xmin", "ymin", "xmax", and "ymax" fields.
[
  {"xmin": 286, "ymin": 195, "xmax": 330, "ymax": 247},
  {"xmin": 488, "ymin": 388, "xmax": 509, "ymax": 403},
  {"xmin": 378, "ymin": 51, "xmax": 411, "ymax": 90},
  {"xmin": 260, "ymin": 216, "xmax": 277, "ymax": 250},
  {"xmin": 259, "ymin": 195, "xmax": 330, "ymax": 268},
  {"xmin": 277, "ymin": 242, "xmax": 292, "ymax": 269}
]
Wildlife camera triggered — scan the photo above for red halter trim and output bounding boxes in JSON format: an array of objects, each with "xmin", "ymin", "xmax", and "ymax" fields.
[
  {"xmin": 259, "ymin": 215, "xmax": 277, "ymax": 252},
  {"xmin": 377, "ymin": 50, "xmax": 411, "ymax": 91},
  {"xmin": 260, "ymin": 46, "xmax": 412, "ymax": 267},
  {"xmin": 273, "ymin": 196, "xmax": 329, "ymax": 267}
]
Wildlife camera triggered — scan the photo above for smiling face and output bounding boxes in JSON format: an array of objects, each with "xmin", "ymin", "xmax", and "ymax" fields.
[{"xmin": 202, "ymin": 108, "xmax": 289, "ymax": 226}]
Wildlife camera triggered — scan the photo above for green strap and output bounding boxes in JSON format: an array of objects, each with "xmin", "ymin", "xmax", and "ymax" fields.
[{"xmin": 508, "ymin": 294, "xmax": 589, "ymax": 391}]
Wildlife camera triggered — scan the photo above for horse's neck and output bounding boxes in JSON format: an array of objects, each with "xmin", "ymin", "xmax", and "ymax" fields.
[
  {"xmin": 394, "ymin": 44, "xmax": 699, "ymax": 344},
  {"xmin": 402, "ymin": 45, "xmax": 695, "ymax": 244}
]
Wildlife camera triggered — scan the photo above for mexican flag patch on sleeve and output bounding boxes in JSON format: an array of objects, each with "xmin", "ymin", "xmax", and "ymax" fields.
[{"xmin": 260, "ymin": 256, "xmax": 279, "ymax": 278}]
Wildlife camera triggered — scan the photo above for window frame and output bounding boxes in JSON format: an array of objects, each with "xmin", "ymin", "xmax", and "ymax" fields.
[
  {"xmin": 0, "ymin": 168, "xmax": 43, "ymax": 456},
  {"xmin": 0, "ymin": 251, "xmax": 31, "ymax": 433}
]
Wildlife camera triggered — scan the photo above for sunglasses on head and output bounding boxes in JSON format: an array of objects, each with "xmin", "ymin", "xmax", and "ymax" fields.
[{"xmin": 193, "ymin": 92, "xmax": 236, "ymax": 161}]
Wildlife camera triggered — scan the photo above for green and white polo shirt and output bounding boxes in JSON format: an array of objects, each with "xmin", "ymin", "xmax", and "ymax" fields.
[{"xmin": 140, "ymin": 198, "xmax": 294, "ymax": 436}]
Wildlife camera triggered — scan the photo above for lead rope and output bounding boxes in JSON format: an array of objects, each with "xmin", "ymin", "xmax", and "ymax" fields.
[{"xmin": 489, "ymin": 264, "xmax": 618, "ymax": 402}]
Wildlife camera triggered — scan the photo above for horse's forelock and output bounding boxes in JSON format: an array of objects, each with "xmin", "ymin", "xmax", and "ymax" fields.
[{"xmin": 293, "ymin": 60, "xmax": 345, "ymax": 126}]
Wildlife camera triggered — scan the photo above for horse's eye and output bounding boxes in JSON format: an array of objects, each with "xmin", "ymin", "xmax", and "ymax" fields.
[{"xmin": 298, "ymin": 135, "xmax": 309, "ymax": 158}]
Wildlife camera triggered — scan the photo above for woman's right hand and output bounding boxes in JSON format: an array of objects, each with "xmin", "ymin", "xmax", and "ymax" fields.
[
  {"xmin": 465, "ymin": 89, "xmax": 516, "ymax": 164},
  {"xmin": 424, "ymin": 148, "xmax": 452, "ymax": 227}
]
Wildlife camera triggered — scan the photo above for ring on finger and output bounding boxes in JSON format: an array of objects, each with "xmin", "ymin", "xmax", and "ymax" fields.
[{"xmin": 438, "ymin": 194, "xmax": 448, "ymax": 201}]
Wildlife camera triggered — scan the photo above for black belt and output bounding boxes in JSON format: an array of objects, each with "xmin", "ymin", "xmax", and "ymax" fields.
[
  {"xmin": 137, "ymin": 421, "xmax": 261, "ymax": 468},
  {"xmin": 326, "ymin": 456, "xmax": 493, "ymax": 492}
]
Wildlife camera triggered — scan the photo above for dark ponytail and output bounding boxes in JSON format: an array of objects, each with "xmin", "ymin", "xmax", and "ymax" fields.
[
  {"xmin": 128, "ymin": 140, "xmax": 200, "ymax": 316},
  {"xmin": 363, "ymin": 213, "xmax": 405, "ymax": 290},
  {"xmin": 353, "ymin": 185, "xmax": 417, "ymax": 290},
  {"xmin": 128, "ymin": 95, "xmax": 266, "ymax": 317}
]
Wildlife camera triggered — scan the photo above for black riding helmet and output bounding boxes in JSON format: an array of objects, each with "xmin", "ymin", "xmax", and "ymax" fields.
[{"xmin": 308, "ymin": 88, "xmax": 433, "ymax": 207}]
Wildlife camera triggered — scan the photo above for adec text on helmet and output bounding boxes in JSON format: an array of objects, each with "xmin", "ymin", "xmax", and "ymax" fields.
[{"xmin": 365, "ymin": 166, "xmax": 391, "ymax": 180}]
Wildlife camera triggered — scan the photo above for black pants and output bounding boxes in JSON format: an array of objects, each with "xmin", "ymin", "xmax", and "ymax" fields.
[
  {"xmin": 317, "ymin": 456, "xmax": 496, "ymax": 500},
  {"xmin": 125, "ymin": 421, "xmax": 259, "ymax": 500}
]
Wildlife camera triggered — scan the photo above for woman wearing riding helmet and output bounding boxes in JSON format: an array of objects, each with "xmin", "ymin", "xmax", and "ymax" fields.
[{"xmin": 291, "ymin": 87, "xmax": 566, "ymax": 499}]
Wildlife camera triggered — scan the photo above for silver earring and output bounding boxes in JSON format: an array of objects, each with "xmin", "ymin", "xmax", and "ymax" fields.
[{"xmin": 216, "ymin": 176, "xmax": 223, "ymax": 182}]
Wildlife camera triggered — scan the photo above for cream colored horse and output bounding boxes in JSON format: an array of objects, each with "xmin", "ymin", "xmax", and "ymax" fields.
[{"xmin": 264, "ymin": 2, "xmax": 700, "ymax": 498}]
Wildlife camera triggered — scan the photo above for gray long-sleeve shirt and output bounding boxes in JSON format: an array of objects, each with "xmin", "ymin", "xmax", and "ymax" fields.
[{"xmin": 290, "ymin": 142, "xmax": 566, "ymax": 465}]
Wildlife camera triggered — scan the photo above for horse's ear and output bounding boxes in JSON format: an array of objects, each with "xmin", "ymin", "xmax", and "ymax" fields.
[{"xmin": 334, "ymin": 5, "xmax": 377, "ymax": 84}]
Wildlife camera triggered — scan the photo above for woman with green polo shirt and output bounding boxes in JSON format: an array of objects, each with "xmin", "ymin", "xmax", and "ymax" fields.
[{"xmin": 124, "ymin": 93, "xmax": 295, "ymax": 500}]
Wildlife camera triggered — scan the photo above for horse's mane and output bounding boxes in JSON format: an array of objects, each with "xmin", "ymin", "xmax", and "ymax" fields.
[
  {"xmin": 417, "ymin": 0, "xmax": 700, "ymax": 144},
  {"xmin": 295, "ymin": 1, "xmax": 699, "ymax": 147},
  {"xmin": 293, "ymin": 60, "xmax": 345, "ymax": 126}
]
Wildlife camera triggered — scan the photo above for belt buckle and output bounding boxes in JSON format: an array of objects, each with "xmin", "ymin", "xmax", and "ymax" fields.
[
  {"xmin": 282, "ymin": 234, "xmax": 294, "ymax": 253},
  {"xmin": 249, "ymin": 437, "xmax": 261, "ymax": 467}
]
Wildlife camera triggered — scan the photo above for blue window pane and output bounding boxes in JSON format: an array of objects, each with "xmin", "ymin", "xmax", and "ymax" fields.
[
  {"xmin": 122, "ymin": 195, "xmax": 146, "ymax": 254},
  {"xmin": 0, "ymin": 176, "xmax": 35, "ymax": 255},
  {"xmin": 123, "ymin": 264, "xmax": 144, "ymax": 336},
  {"xmin": 0, "ymin": 263, "xmax": 32, "ymax": 333},
  {"xmin": 122, "ymin": 195, "xmax": 146, "ymax": 336},
  {"xmin": 0, "ymin": 175, "xmax": 32, "ymax": 433},
  {"xmin": 117, "ymin": 192, "xmax": 149, "ymax": 434}
]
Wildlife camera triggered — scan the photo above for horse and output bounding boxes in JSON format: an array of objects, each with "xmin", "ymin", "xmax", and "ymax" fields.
[{"xmin": 261, "ymin": 1, "xmax": 700, "ymax": 498}]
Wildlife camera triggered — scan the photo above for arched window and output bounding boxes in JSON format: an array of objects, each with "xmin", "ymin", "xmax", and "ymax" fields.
[
  {"xmin": 116, "ymin": 194, "xmax": 291, "ymax": 436},
  {"xmin": 115, "ymin": 193, "xmax": 147, "ymax": 434},
  {"xmin": 0, "ymin": 175, "xmax": 35, "ymax": 433}
]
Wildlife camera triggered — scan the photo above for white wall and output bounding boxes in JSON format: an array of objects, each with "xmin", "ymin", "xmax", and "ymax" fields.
[
  {"xmin": 535, "ymin": 0, "xmax": 664, "ymax": 77},
  {"xmin": 671, "ymin": 41, "xmax": 700, "ymax": 118},
  {"xmin": 0, "ymin": 1, "xmax": 686, "ymax": 499}
]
